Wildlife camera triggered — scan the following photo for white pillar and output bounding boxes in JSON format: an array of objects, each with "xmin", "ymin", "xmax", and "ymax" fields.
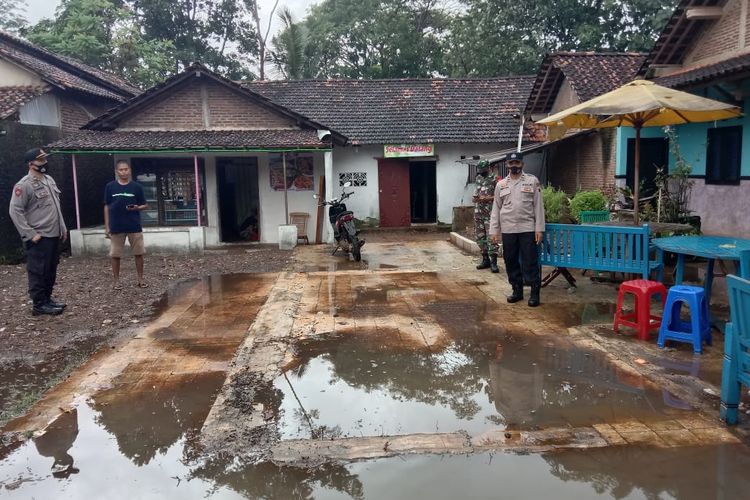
[{"xmin": 324, "ymin": 151, "xmax": 334, "ymax": 243}]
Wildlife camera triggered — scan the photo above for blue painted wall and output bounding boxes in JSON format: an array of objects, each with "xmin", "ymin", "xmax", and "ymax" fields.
[{"xmin": 615, "ymin": 90, "xmax": 750, "ymax": 178}]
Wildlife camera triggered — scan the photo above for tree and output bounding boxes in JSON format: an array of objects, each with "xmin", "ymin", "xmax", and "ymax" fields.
[
  {"xmin": 296, "ymin": 0, "xmax": 451, "ymax": 79},
  {"xmin": 0, "ymin": 0, "xmax": 27, "ymax": 32},
  {"xmin": 24, "ymin": 0, "xmax": 175, "ymax": 88},
  {"xmin": 130, "ymin": 0, "xmax": 257, "ymax": 79},
  {"xmin": 269, "ymin": 7, "xmax": 307, "ymax": 80},
  {"xmin": 445, "ymin": 0, "xmax": 678, "ymax": 77},
  {"xmin": 244, "ymin": 0, "xmax": 280, "ymax": 80}
]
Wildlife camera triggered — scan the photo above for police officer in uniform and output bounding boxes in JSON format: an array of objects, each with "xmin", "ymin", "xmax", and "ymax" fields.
[
  {"xmin": 489, "ymin": 152, "xmax": 545, "ymax": 307},
  {"xmin": 9, "ymin": 148, "xmax": 68, "ymax": 316},
  {"xmin": 473, "ymin": 160, "xmax": 500, "ymax": 272}
]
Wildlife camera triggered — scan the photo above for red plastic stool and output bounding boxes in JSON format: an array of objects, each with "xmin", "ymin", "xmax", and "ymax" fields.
[{"xmin": 613, "ymin": 279, "xmax": 667, "ymax": 341}]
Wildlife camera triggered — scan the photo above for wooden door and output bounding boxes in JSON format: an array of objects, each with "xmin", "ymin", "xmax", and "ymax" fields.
[{"xmin": 378, "ymin": 159, "xmax": 411, "ymax": 227}]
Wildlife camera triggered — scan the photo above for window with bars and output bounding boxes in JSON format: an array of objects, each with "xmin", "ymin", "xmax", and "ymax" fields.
[{"xmin": 131, "ymin": 158, "xmax": 206, "ymax": 226}]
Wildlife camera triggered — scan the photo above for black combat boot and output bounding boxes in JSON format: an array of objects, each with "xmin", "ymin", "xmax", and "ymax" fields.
[
  {"xmin": 490, "ymin": 254, "xmax": 499, "ymax": 273},
  {"xmin": 507, "ymin": 285, "xmax": 523, "ymax": 303},
  {"xmin": 528, "ymin": 285, "xmax": 541, "ymax": 307},
  {"xmin": 476, "ymin": 253, "xmax": 491, "ymax": 270}
]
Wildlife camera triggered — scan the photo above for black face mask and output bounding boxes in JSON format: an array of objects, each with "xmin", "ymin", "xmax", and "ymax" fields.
[
  {"xmin": 509, "ymin": 166, "xmax": 522, "ymax": 175},
  {"xmin": 31, "ymin": 163, "xmax": 48, "ymax": 174},
  {"xmin": 478, "ymin": 170, "xmax": 488, "ymax": 177}
]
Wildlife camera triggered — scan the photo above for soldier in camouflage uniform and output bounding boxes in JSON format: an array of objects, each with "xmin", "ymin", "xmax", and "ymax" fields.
[{"xmin": 473, "ymin": 160, "xmax": 500, "ymax": 272}]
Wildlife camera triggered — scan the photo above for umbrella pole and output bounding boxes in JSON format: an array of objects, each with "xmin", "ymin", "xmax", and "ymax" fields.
[{"xmin": 634, "ymin": 125, "xmax": 641, "ymax": 225}]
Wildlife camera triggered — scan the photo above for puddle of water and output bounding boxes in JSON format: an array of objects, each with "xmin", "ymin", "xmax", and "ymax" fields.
[
  {"xmin": 272, "ymin": 334, "xmax": 683, "ymax": 440},
  {"xmin": 5, "ymin": 416, "xmax": 748, "ymax": 500}
]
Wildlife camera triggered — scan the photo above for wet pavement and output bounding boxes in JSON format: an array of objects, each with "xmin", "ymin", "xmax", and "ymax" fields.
[{"xmin": 2, "ymin": 238, "xmax": 750, "ymax": 498}]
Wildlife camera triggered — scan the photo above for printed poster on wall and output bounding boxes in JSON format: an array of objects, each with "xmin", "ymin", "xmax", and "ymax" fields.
[{"xmin": 269, "ymin": 153, "xmax": 315, "ymax": 191}]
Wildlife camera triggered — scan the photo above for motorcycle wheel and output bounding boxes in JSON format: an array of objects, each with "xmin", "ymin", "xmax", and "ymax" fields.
[{"xmin": 350, "ymin": 235, "xmax": 362, "ymax": 262}]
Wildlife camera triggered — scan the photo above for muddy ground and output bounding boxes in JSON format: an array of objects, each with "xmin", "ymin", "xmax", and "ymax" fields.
[{"xmin": 0, "ymin": 246, "xmax": 291, "ymax": 424}]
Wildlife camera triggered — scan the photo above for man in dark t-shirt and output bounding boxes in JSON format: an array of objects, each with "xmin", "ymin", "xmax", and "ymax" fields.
[{"xmin": 104, "ymin": 160, "xmax": 147, "ymax": 289}]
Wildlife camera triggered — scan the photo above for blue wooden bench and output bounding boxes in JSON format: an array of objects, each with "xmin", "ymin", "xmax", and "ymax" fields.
[
  {"xmin": 720, "ymin": 272, "xmax": 750, "ymax": 425},
  {"xmin": 539, "ymin": 223, "xmax": 662, "ymax": 287}
]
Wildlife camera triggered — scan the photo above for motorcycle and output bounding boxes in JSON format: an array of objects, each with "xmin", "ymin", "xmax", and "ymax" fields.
[{"xmin": 315, "ymin": 182, "xmax": 365, "ymax": 261}]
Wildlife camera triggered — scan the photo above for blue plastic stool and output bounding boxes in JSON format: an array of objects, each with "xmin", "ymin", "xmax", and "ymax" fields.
[{"xmin": 657, "ymin": 285, "xmax": 712, "ymax": 353}]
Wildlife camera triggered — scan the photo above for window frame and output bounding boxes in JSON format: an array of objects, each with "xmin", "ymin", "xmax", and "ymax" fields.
[
  {"xmin": 706, "ymin": 125, "xmax": 742, "ymax": 186},
  {"xmin": 130, "ymin": 158, "xmax": 206, "ymax": 227}
]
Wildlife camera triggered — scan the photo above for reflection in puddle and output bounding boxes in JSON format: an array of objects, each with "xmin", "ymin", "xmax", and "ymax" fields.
[
  {"xmin": 5, "ymin": 407, "xmax": 749, "ymax": 500},
  {"xmin": 273, "ymin": 334, "xmax": 683, "ymax": 440}
]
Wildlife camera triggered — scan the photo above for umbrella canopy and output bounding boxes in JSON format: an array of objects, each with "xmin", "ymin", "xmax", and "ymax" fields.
[{"xmin": 537, "ymin": 79, "xmax": 742, "ymax": 223}]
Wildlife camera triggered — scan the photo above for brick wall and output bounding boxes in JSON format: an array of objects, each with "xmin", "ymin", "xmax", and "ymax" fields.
[
  {"xmin": 686, "ymin": 0, "xmax": 743, "ymax": 65},
  {"xmin": 120, "ymin": 80, "xmax": 296, "ymax": 130},
  {"xmin": 547, "ymin": 130, "xmax": 616, "ymax": 195},
  {"xmin": 121, "ymin": 82, "xmax": 204, "ymax": 130},
  {"xmin": 59, "ymin": 94, "xmax": 111, "ymax": 133},
  {"xmin": 206, "ymin": 81, "xmax": 295, "ymax": 129}
]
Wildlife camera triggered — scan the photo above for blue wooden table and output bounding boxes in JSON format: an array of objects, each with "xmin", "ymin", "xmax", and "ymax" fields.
[{"xmin": 653, "ymin": 236, "xmax": 750, "ymax": 316}]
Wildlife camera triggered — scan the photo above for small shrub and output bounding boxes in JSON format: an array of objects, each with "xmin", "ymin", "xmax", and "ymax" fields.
[
  {"xmin": 569, "ymin": 190, "xmax": 608, "ymax": 222},
  {"xmin": 542, "ymin": 186, "xmax": 569, "ymax": 223}
]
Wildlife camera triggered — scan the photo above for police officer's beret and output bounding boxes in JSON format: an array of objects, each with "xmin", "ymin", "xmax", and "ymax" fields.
[{"xmin": 507, "ymin": 152, "xmax": 523, "ymax": 161}]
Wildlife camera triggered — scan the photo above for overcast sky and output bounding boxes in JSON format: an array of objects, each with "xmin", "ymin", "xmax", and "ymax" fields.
[{"xmin": 23, "ymin": 0, "xmax": 318, "ymax": 40}]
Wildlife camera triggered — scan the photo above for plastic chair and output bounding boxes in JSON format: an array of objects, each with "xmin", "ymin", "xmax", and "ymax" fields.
[
  {"xmin": 739, "ymin": 249, "xmax": 750, "ymax": 279},
  {"xmin": 720, "ymin": 274, "xmax": 750, "ymax": 424},
  {"xmin": 613, "ymin": 279, "xmax": 667, "ymax": 341},
  {"xmin": 289, "ymin": 212, "xmax": 310, "ymax": 244},
  {"xmin": 580, "ymin": 210, "xmax": 610, "ymax": 223},
  {"xmin": 657, "ymin": 285, "xmax": 711, "ymax": 353}
]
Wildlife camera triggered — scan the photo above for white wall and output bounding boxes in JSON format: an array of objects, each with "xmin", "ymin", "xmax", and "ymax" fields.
[
  {"xmin": 331, "ymin": 143, "xmax": 505, "ymax": 225},
  {"xmin": 434, "ymin": 144, "xmax": 505, "ymax": 223},
  {"xmin": 257, "ymin": 152, "xmax": 325, "ymax": 244},
  {"xmin": 0, "ymin": 58, "xmax": 44, "ymax": 86},
  {"xmin": 331, "ymin": 145, "xmax": 382, "ymax": 222}
]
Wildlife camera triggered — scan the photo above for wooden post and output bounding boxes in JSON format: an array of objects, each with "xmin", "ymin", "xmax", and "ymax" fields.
[
  {"xmin": 634, "ymin": 125, "xmax": 641, "ymax": 225},
  {"xmin": 71, "ymin": 154, "xmax": 81, "ymax": 230},
  {"xmin": 194, "ymin": 155, "xmax": 202, "ymax": 226}
]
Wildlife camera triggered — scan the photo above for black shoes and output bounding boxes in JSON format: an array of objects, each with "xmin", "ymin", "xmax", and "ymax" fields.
[
  {"xmin": 490, "ymin": 254, "xmax": 499, "ymax": 273},
  {"xmin": 507, "ymin": 286, "xmax": 524, "ymax": 303},
  {"xmin": 33, "ymin": 303, "xmax": 64, "ymax": 316},
  {"xmin": 528, "ymin": 286, "xmax": 541, "ymax": 307},
  {"xmin": 476, "ymin": 253, "xmax": 491, "ymax": 270},
  {"xmin": 47, "ymin": 298, "xmax": 67, "ymax": 309}
]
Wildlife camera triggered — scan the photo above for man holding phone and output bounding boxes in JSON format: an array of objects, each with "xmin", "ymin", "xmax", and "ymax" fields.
[{"xmin": 104, "ymin": 160, "xmax": 147, "ymax": 289}]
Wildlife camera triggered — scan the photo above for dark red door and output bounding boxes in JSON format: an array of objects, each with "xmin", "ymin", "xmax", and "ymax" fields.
[{"xmin": 378, "ymin": 159, "xmax": 411, "ymax": 227}]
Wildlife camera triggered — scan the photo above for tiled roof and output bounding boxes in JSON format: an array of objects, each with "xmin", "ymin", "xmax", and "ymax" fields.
[
  {"xmin": 526, "ymin": 52, "xmax": 646, "ymax": 114},
  {"xmin": 47, "ymin": 129, "xmax": 330, "ymax": 151},
  {"xmin": 0, "ymin": 31, "xmax": 139, "ymax": 102},
  {"xmin": 655, "ymin": 52, "xmax": 750, "ymax": 88},
  {"xmin": 82, "ymin": 63, "xmax": 348, "ymax": 145},
  {"xmin": 247, "ymin": 77, "xmax": 535, "ymax": 145},
  {"xmin": 0, "ymin": 85, "xmax": 48, "ymax": 119},
  {"xmin": 639, "ymin": 0, "xmax": 726, "ymax": 73}
]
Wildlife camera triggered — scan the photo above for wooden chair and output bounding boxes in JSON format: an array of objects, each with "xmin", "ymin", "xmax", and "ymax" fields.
[{"xmin": 289, "ymin": 212, "xmax": 310, "ymax": 244}]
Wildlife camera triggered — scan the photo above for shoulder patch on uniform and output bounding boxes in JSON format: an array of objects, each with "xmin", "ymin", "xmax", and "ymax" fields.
[{"xmin": 14, "ymin": 187, "xmax": 22, "ymax": 197}]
